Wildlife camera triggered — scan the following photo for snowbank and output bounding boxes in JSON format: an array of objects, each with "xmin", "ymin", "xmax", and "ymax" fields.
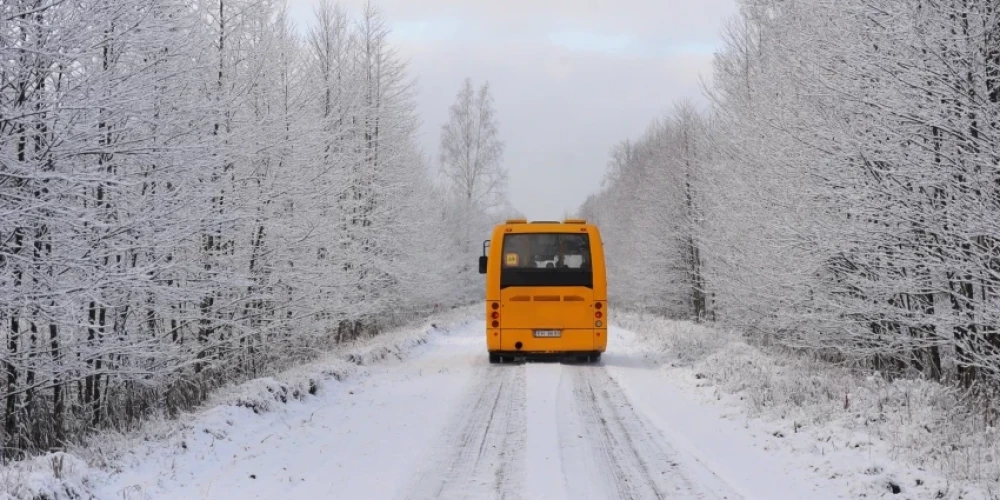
[
  {"xmin": 615, "ymin": 311, "xmax": 997, "ymax": 500},
  {"xmin": 0, "ymin": 306, "xmax": 478, "ymax": 500},
  {"xmin": 0, "ymin": 453, "xmax": 93, "ymax": 500}
]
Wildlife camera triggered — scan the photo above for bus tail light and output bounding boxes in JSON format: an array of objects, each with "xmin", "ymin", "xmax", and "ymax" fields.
[
  {"xmin": 490, "ymin": 302, "xmax": 500, "ymax": 328},
  {"xmin": 595, "ymin": 311, "xmax": 603, "ymax": 319}
]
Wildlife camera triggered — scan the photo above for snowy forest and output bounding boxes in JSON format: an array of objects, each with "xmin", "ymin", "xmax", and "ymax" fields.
[
  {"xmin": 584, "ymin": 0, "xmax": 1000, "ymax": 392},
  {"xmin": 8, "ymin": 0, "xmax": 1000, "ymax": 480},
  {"xmin": 0, "ymin": 0, "xmax": 509, "ymax": 456}
]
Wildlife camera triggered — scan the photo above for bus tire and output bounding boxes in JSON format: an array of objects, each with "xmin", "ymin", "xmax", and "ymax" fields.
[
  {"xmin": 489, "ymin": 353, "xmax": 502, "ymax": 364},
  {"xmin": 590, "ymin": 353, "xmax": 601, "ymax": 363}
]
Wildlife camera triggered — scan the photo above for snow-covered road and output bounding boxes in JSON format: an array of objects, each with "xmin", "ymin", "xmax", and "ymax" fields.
[{"xmin": 99, "ymin": 320, "xmax": 854, "ymax": 500}]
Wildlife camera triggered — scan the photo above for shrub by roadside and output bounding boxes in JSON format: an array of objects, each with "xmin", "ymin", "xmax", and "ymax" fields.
[
  {"xmin": 615, "ymin": 311, "xmax": 998, "ymax": 500},
  {"xmin": 0, "ymin": 306, "xmax": 478, "ymax": 500}
]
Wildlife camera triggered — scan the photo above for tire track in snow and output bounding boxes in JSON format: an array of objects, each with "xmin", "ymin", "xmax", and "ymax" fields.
[
  {"xmin": 403, "ymin": 362, "xmax": 526, "ymax": 500},
  {"xmin": 569, "ymin": 365, "xmax": 739, "ymax": 500}
]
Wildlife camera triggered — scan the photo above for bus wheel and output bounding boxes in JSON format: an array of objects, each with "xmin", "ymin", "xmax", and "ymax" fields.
[
  {"xmin": 590, "ymin": 353, "xmax": 601, "ymax": 363},
  {"xmin": 489, "ymin": 353, "xmax": 502, "ymax": 364}
]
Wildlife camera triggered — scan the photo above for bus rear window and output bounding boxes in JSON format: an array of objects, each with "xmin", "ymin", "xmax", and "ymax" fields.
[{"xmin": 500, "ymin": 233, "xmax": 593, "ymax": 288}]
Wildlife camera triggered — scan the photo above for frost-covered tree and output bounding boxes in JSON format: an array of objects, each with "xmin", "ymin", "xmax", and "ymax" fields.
[
  {"xmin": 440, "ymin": 78, "xmax": 507, "ymax": 211},
  {"xmin": 438, "ymin": 78, "xmax": 508, "ymax": 301},
  {"xmin": 586, "ymin": 0, "xmax": 1000, "ymax": 391},
  {"xmin": 0, "ymin": 0, "xmax": 462, "ymax": 457},
  {"xmin": 584, "ymin": 102, "xmax": 711, "ymax": 321}
]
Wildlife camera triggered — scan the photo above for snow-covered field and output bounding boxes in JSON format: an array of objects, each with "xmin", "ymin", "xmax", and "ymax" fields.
[{"xmin": 3, "ymin": 309, "xmax": 988, "ymax": 499}]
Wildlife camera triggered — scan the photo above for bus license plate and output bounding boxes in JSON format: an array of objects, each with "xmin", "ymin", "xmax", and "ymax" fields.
[{"xmin": 534, "ymin": 330, "xmax": 561, "ymax": 338}]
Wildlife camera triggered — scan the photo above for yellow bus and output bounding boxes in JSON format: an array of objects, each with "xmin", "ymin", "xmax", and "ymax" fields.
[{"xmin": 478, "ymin": 218, "xmax": 607, "ymax": 363}]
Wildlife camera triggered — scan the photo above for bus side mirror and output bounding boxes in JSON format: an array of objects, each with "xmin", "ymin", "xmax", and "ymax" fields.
[{"xmin": 479, "ymin": 239, "xmax": 490, "ymax": 274}]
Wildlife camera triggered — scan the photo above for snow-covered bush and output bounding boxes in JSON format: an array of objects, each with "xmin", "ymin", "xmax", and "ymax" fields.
[
  {"xmin": 617, "ymin": 311, "xmax": 1000, "ymax": 492},
  {"xmin": 0, "ymin": 307, "xmax": 475, "ymax": 499}
]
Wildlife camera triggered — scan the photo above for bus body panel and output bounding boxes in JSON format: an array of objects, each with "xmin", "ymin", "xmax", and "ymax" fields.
[
  {"xmin": 484, "ymin": 221, "xmax": 607, "ymax": 357},
  {"xmin": 499, "ymin": 329, "xmax": 595, "ymax": 352},
  {"xmin": 498, "ymin": 287, "xmax": 594, "ymax": 330}
]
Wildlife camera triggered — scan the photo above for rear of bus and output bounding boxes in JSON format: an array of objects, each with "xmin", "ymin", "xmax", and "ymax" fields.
[{"xmin": 479, "ymin": 219, "xmax": 607, "ymax": 363}]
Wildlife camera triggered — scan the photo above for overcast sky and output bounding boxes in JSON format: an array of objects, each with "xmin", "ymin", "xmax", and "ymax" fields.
[{"xmin": 287, "ymin": 0, "xmax": 737, "ymax": 219}]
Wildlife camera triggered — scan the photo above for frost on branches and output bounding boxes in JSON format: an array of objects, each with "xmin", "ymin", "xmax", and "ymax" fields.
[
  {"xmin": 437, "ymin": 77, "xmax": 517, "ymax": 302},
  {"xmin": 587, "ymin": 1, "xmax": 1000, "ymax": 401},
  {"xmin": 0, "ymin": 0, "xmax": 465, "ymax": 458}
]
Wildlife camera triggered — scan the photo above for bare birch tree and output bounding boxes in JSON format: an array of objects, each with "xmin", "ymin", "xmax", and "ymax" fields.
[{"xmin": 438, "ymin": 78, "xmax": 508, "ymax": 299}]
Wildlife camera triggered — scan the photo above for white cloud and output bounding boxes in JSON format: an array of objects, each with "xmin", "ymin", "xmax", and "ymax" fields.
[
  {"xmin": 547, "ymin": 32, "xmax": 638, "ymax": 54},
  {"xmin": 290, "ymin": 0, "xmax": 737, "ymax": 218}
]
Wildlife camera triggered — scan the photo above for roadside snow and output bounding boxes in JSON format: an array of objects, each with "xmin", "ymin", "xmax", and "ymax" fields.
[
  {"xmin": 8, "ymin": 306, "xmax": 990, "ymax": 500},
  {"xmin": 612, "ymin": 311, "xmax": 997, "ymax": 500},
  {"xmin": 0, "ymin": 453, "xmax": 92, "ymax": 500},
  {"xmin": 0, "ymin": 306, "xmax": 477, "ymax": 500},
  {"xmin": 94, "ymin": 321, "xmax": 481, "ymax": 500}
]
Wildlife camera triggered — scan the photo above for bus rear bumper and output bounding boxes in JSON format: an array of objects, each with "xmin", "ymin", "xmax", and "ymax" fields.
[
  {"xmin": 488, "ymin": 351, "xmax": 602, "ymax": 363},
  {"xmin": 493, "ymin": 328, "xmax": 607, "ymax": 353}
]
